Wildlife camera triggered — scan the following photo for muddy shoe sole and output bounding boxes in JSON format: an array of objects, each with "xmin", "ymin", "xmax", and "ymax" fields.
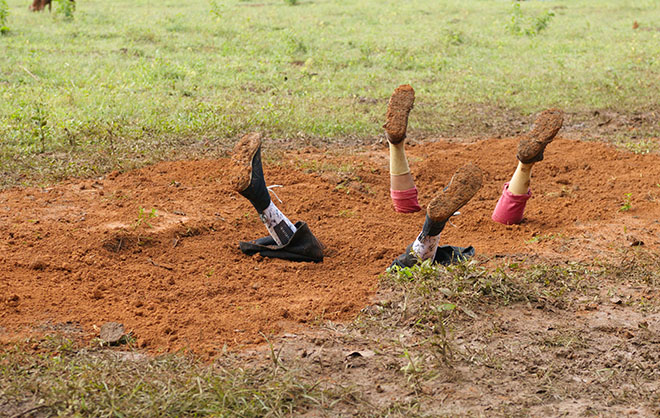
[
  {"xmin": 229, "ymin": 132, "xmax": 262, "ymax": 192},
  {"xmin": 517, "ymin": 108, "xmax": 564, "ymax": 164},
  {"xmin": 427, "ymin": 163, "xmax": 483, "ymax": 222},
  {"xmin": 383, "ymin": 84, "xmax": 415, "ymax": 144}
]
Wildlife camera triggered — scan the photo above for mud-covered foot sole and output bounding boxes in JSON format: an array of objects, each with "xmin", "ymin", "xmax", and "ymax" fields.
[
  {"xmin": 427, "ymin": 163, "xmax": 483, "ymax": 222},
  {"xmin": 229, "ymin": 132, "xmax": 262, "ymax": 192},
  {"xmin": 383, "ymin": 84, "xmax": 415, "ymax": 144},
  {"xmin": 517, "ymin": 108, "xmax": 564, "ymax": 164}
]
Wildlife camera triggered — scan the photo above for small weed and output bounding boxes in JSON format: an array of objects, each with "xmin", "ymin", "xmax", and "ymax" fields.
[
  {"xmin": 338, "ymin": 209, "xmax": 355, "ymax": 217},
  {"xmin": 30, "ymin": 102, "xmax": 50, "ymax": 153},
  {"xmin": 400, "ymin": 348, "xmax": 422, "ymax": 380},
  {"xmin": 532, "ymin": 9, "xmax": 554, "ymax": 34},
  {"xmin": 620, "ymin": 193, "xmax": 633, "ymax": 212},
  {"xmin": 0, "ymin": 0, "xmax": 9, "ymax": 34},
  {"xmin": 54, "ymin": 0, "xmax": 76, "ymax": 20},
  {"xmin": 526, "ymin": 233, "xmax": 563, "ymax": 244},
  {"xmin": 443, "ymin": 29, "xmax": 464, "ymax": 46},
  {"xmin": 134, "ymin": 207, "xmax": 157, "ymax": 229},
  {"xmin": 284, "ymin": 0, "xmax": 298, "ymax": 5},
  {"xmin": 506, "ymin": 3, "xmax": 554, "ymax": 37},
  {"xmin": 284, "ymin": 33, "xmax": 307, "ymax": 55},
  {"xmin": 210, "ymin": 0, "xmax": 223, "ymax": 19}
]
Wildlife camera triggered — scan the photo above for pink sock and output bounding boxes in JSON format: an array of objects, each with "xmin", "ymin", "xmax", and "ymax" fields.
[
  {"xmin": 491, "ymin": 182, "xmax": 531, "ymax": 225},
  {"xmin": 390, "ymin": 187, "xmax": 422, "ymax": 213}
]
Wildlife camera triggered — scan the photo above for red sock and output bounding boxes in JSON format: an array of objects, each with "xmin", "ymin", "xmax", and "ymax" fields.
[
  {"xmin": 390, "ymin": 187, "xmax": 422, "ymax": 213},
  {"xmin": 491, "ymin": 182, "xmax": 531, "ymax": 225}
]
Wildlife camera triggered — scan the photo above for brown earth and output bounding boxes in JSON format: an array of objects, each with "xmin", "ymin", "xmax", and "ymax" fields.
[{"xmin": 2, "ymin": 136, "xmax": 660, "ymax": 356}]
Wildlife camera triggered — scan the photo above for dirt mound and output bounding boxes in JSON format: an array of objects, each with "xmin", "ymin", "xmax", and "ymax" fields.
[{"xmin": 2, "ymin": 137, "xmax": 659, "ymax": 355}]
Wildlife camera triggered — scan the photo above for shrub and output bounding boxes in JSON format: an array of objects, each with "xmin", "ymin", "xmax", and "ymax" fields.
[
  {"xmin": 506, "ymin": 3, "xmax": 554, "ymax": 37},
  {"xmin": 0, "ymin": 0, "xmax": 9, "ymax": 35},
  {"xmin": 55, "ymin": 0, "xmax": 75, "ymax": 20},
  {"xmin": 210, "ymin": 0, "xmax": 222, "ymax": 19}
]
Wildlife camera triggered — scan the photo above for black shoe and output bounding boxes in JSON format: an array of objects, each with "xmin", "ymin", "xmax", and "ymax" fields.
[
  {"xmin": 239, "ymin": 221, "xmax": 324, "ymax": 263},
  {"xmin": 390, "ymin": 244, "xmax": 475, "ymax": 269},
  {"xmin": 390, "ymin": 243, "xmax": 420, "ymax": 268}
]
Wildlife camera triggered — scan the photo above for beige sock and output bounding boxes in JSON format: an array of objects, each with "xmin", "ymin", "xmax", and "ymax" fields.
[
  {"xmin": 389, "ymin": 142, "xmax": 410, "ymax": 176},
  {"xmin": 508, "ymin": 161, "xmax": 534, "ymax": 195}
]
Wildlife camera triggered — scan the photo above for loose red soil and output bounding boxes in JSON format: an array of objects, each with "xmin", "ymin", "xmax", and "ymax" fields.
[{"xmin": 2, "ymin": 137, "xmax": 659, "ymax": 356}]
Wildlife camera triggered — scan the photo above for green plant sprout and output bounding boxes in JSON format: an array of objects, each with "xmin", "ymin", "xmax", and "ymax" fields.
[
  {"xmin": 620, "ymin": 193, "xmax": 633, "ymax": 212},
  {"xmin": 134, "ymin": 207, "xmax": 157, "ymax": 229}
]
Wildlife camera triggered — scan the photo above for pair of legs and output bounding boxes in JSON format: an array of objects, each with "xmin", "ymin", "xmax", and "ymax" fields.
[
  {"xmin": 383, "ymin": 84, "xmax": 563, "ymax": 265},
  {"xmin": 229, "ymin": 133, "xmax": 323, "ymax": 262},
  {"xmin": 384, "ymin": 85, "xmax": 484, "ymax": 267},
  {"xmin": 491, "ymin": 108, "xmax": 564, "ymax": 224},
  {"xmin": 230, "ymin": 132, "xmax": 297, "ymax": 246}
]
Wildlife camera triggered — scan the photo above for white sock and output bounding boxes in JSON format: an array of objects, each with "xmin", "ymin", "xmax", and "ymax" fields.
[
  {"xmin": 411, "ymin": 232, "xmax": 441, "ymax": 261},
  {"xmin": 259, "ymin": 201, "xmax": 297, "ymax": 246}
]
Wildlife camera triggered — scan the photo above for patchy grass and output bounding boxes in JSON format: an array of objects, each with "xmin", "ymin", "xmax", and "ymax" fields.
[
  {"xmin": 1, "ymin": 0, "xmax": 660, "ymax": 187},
  {"xmin": 385, "ymin": 258, "xmax": 590, "ymax": 318},
  {"xmin": 0, "ymin": 336, "xmax": 360, "ymax": 417},
  {"xmin": 615, "ymin": 137, "xmax": 659, "ymax": 154}
]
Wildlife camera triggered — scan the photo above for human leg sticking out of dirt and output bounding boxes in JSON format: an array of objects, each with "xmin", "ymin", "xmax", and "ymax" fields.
[
  {"xmin": 491, "ymin": 109, "xmax": 564, "ymax": 225},
  {"xmin": 392, "ymin": 163, "xmax": 483, "ymax": 268},
  {"xmin": 229, "ymin": 132, "xmax": 324, "ymax": 262},
  {"xmin": 383, "ymin": 84, "xmax": 422, "ymax": 214}
]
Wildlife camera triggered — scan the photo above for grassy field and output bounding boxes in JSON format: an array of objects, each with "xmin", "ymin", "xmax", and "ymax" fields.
[
  {"xmin": 1, "ymin": 0, "xmax": 660, "ymax": 187},
  {"xmin": 2, "ymin": 1, "xmax": 660, "ymax": 416}
]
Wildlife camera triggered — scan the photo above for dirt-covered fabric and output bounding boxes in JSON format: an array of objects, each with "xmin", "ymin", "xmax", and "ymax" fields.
[
  {"xmin": 390, "ymin": 244, "xmax": 475, "ymax": 269},
  {"xmin": 239, "ymin": 221, "xmax": 323, "ymax": 263}
]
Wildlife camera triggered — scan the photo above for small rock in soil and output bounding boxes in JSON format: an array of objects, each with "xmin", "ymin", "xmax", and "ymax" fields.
[
  {"xmin": 100, "ymin": 322, "xmax": 125, "ymax": 344},
  {"xmin": 29, "ymin": 259, "xmax": 48, "ymax": 270},
  {"xmin": 627, "ymin": 235, "xmax": 644, "ymax": 246}
]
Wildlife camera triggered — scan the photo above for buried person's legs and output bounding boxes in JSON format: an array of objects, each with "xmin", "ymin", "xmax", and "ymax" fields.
[
  {"xmin": 383, "ymin": 84, "xmax": 422, "ymax": 213},
  {"xmin": 230, "ymin": 132, "xmax": 296, "ymax": 245},
  {"xmin": 229, "ymin": 132, "xmax": 297, "ymax": 246},
  {"xmin": 491, "ymin": 109, "xmax": 564, "ymax": 225},
  {"xmin": 393, "ymin": 163, "xmax": 483, "ymax": 268},
  {"xmin": 229, "ymin": 132, "xmax": 323, "ymax": 262}
]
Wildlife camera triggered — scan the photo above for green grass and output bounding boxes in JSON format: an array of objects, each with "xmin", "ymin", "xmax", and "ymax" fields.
[
  {"xmin": 0, "ymin": 337, "xmax": 359, "ymax": 417},
  {"xmin": 386, "ymin": 258, "xmax": 590, "ymax": 322},
  {"xmin": 1, "ymin": 0, "xmax": 660, "ymax": 187}
]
